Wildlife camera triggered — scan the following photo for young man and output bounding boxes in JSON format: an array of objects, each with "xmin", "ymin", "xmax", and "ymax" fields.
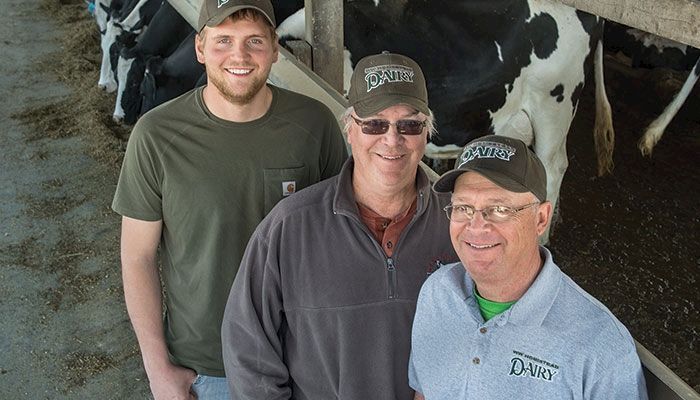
[
  {"xmin": 221, "ymin": 52, "xmax": 458, "ymax": 399},
  {"xmin": 409, "ymin": 135, "xmax": 647, "ymax": 399},
  {"xmin": 111, "ymin": 1, "xmax": 347, "ymax": 399}
]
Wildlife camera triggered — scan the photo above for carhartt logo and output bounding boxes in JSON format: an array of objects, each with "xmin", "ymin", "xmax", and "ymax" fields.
[
  {"xmin": 458, "ymin": 140, "xmax": 515, "ymax": 168},
  {"xmin": 508, "ymin": 350, "xmax": 559, "ymax": 382},
  {"xmin": 282, "ymin": 181, "xmax": 296, "ymax": 196},
  {"xmin": 218, "ymin": 0, "xmax": 229, "ymax": 8},
  {"xmin": 364, "ymin": 64, "xmax": 414, "ymax": 92}
]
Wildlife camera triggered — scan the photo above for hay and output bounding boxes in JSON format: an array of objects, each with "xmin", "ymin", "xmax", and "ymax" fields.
[{"xmin": 13, "ymin": 0, "xmax": 132, "ymax": 167}]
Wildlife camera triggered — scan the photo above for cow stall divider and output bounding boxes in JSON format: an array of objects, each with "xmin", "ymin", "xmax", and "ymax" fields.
[{"xmin": 165, "ymin": 1, "xmax": 699, "ymax": 399}]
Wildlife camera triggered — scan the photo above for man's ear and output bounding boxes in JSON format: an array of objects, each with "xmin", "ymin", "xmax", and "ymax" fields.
[
  {"xmin": 195, "ymin": 32, "xmax": 205, "ymax": 64},
  {"xmin": 535, "ymin": 201, "xmax": 553, "ymax": 236},
  {"xmin": 271, "ymin": 38, "xmax": 279, "ymax": 63}
]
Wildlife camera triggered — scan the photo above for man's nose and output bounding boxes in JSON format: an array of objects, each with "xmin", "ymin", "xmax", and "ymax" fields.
[
  {"xmin": 228, "ymin": 41, "xmax": 251, "ymax": 60},
  {"xmin": 466, "ymin": 210, "xmax": 490, "ymax": 229},
  {"xmin": 382, "ymin": 123, "xmax": 405, "ymax": 144}
]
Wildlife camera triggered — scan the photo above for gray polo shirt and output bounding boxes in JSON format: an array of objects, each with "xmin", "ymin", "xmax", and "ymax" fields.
[{"xmin": 408, "ymin": 247, "xmax": 648, "ymax": 399}]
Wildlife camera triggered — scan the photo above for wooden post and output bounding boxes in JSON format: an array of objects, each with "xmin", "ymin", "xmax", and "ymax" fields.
[
  {"xmin": 304, "ymin": 0, "xmax": 344, "ymax": 93},
  {"xmin": 556, "ymin": 0, "xmax": 700, "ymax": 49},
  {"xmin": 285, "ymin": 40, "xmax": 313, "ymax": 69}
]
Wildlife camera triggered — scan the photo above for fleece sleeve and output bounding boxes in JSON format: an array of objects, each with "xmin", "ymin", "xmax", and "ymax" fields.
[{"xmin": 221, "ymin": 221, "xmax": 291, "ymax": 400}]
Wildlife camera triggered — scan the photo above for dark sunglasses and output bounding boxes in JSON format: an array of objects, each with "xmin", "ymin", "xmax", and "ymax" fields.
[{"xmin": 351, "ymin": 115, "xmax": 426, "ymax": 135}]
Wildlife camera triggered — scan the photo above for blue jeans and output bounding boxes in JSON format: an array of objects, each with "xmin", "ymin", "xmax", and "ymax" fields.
[{"xmin": 190, "ymin": 375, "xmax": 231, "ymax": 400}]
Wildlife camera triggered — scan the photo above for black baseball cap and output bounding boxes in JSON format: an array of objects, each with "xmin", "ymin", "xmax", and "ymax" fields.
[
  {"xmin": 198, "ymin": 0, "xmax": 276, "ymax": 32},
  {"xmin": 348, "ymin": 52, "xmax": 429, "ymax": 118},
  {"xmin": 433, "ymin": 135, "xmax": 547, "ymax": 201}
]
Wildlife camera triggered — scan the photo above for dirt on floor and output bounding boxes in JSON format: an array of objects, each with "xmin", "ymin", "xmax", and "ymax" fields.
[
  {"xmin": 0, "ymin": 0, "xmax": 149, "ymax": 398},
  {"xmin": 0, "ymin": 0, "xmax": 697, "ymax": 398}
]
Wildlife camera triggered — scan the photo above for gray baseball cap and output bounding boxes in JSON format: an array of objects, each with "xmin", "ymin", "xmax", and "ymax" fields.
[
  {"xmin": 348, "ymin": 51, "xmax": 429, "ymax": 118},
  {"xmin": 433, "ymin": 135, "xmax": 547, "ymax": 201},
  {"xmin": 198, "ymin": 0, "xmax": 276, "ymax": 32}
]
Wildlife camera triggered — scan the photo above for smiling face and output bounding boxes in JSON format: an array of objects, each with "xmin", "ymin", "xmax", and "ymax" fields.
[
  {"xmin": 449, "ymin": 172, "xmax": 551, "ymax": 300},
  {"xmin": 347, "ymin": 104, "xmax": 428, "ymax": 195},
  {"xmin": 195, "ymin": 13, "xmax": 278, "ymax": 106}
]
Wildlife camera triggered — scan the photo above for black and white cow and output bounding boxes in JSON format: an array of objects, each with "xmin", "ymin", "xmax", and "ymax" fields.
[
  {"xmin": 281, "ymin": 0, "xmax": 614, "ymax": 240},
  {"xmin": 139, "ymin": 31, "xmax": 206, "ymax": 117},
  {"xmin": 113, "ymin": 0, "xmax": 194, "ymax": 123},
  {"xmin": 97, "ymin": 0, "xmax": 161, "ymax": 92},
  {"xmin": 605, "ymin": 22, "xmax": 700, "ymax": 155},
  {"xmin": 638, "ymin": 58, "xmax": 699, "ymax": 155},
  {"xmin": 605, "ymin": 22, "xmax": 700, "ymax": 70}
]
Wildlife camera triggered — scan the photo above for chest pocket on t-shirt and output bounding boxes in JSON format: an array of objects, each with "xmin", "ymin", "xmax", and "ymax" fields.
[{"xmin": 263, "ymin": 166, "xmax": 310, "ymax": 214}]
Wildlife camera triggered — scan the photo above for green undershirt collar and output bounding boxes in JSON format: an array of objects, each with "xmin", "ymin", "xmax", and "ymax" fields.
[{"xmin": 474, "ymin": 286, "xmax": 517, "ymax": 321}]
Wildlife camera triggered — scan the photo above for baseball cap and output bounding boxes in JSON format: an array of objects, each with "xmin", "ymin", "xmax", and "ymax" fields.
[
  {"xmin": 433, "ymin": 135, "xmax": 547, "ymax": 201},
  {"xmin": 198, "ymin": 0, "xmax": 276, "ymax": 32},
  {"xmin": 348, "ymin": 51, "xmax": 429, "ymax": 118}
]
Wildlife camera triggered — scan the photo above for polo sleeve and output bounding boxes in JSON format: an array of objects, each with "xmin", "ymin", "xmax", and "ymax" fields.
[
  {"xmin": 586, "ymin": 344, "xmax": 648, "ymax": 400},
  {"xmin": 221, "ymin": 220, "xmax": 291, "ymax": 400},
  {"xmin": 111, "ymin": 117, "xmax": 164, "ymax": 221},
  {"xmin": 408, "ymin": 352, "xmax": 423, "ymax": 394}
]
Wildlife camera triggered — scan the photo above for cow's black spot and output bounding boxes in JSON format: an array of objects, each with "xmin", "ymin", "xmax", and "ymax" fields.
[
  {"xmin": 550, "ymin": 84, "xmax": 564, "ymax": 102},
  {"xmin": 527, "ymin": 13, "xmax": 559, "ymax": 59},
  {"xmin": 571, "ymin": 81, "xmax": 585, "ymax": 115}
]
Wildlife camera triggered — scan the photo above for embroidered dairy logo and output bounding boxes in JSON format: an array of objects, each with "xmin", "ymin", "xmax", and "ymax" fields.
[
  {"xmin": 364, "ymin": 64, "xmax": 414, "ymax": 92},
  {"xmin": 458, "ymin": 141, "xmax": 516, "ymax": 168},
  {"xmin": 508, "ymin": 350, "xmax": 559, "ymax": 382},
  {"xmin": 218, "ymin": 0, "xmax": 229, "ymax": 8},
  {"xmin": 282, "ymin": 181, "xmax": 296, "ymax": 196}
]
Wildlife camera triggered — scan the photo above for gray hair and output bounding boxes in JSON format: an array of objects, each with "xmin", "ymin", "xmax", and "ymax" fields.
[{"xmin": 340, "ymin": 106, "xmax": 437, "ymax": 138}]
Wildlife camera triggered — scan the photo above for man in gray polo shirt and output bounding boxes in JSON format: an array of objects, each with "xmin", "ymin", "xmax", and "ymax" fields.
[{"xmin": 408, "ymin": 135, "xmax": 647, "ymax": 399}]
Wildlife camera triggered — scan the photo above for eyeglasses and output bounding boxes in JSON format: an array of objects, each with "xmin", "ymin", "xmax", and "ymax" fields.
[
  {"xmin": 351, "ymin": 115, "xmax": 426, "ymax": 135},
  {"xmin": 443, "ymin": 202, "xmax": 540, "ymax": 223}
]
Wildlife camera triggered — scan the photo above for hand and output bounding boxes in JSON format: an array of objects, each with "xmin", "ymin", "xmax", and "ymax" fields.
[{"xmin": 148, "ymin": 362, "xmax": 197, "ymax": 400}]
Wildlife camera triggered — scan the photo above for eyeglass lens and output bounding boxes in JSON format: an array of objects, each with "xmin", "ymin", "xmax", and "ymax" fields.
[
  {"xmin": 445, "ymin": 203, "xmax": 539, "ymax": 223},
  {"xmin": 355, "ymin": 118, "xmax": 425, "ymax": 135}
]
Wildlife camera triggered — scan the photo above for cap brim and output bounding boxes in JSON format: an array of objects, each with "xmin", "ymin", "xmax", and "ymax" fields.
[
  {"xmin": 202, "ymin": 5, "xmax": 275, "ymax": 31},
  {"xmin": 433, "ymin": 166, "xmax": 532, "ymax": 194},
  {"xmin": 354, "ymin": 94, "xmax": 429, "ymax": 118}
]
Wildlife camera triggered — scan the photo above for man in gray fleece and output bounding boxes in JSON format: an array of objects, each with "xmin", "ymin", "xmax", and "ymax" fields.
[{"xmin": 221, "ymin": 52, "xmax": 458, "ymax": 399}]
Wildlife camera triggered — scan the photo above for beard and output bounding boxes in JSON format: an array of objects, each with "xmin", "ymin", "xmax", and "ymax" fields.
[{"xmin": 208, "ymin": 68, "xmax": 268, "ymax": 105}]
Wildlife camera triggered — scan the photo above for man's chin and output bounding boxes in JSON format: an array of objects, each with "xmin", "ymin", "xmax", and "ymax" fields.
[{"xmin": 212, "ymin": 77, "xmax": 266, "ymax": 105}]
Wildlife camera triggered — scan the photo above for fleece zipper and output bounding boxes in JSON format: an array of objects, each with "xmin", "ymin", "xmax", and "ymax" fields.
[{"xmin": 386, "ymin": 257, "xmax": 397, "ymax": 299}]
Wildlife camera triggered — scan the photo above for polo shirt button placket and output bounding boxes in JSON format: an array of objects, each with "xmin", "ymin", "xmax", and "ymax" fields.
[
  {"xmin": 472, "ymin": 357, "xmax": 480, "ymax": 365},
  {"xmin": 479, "ymin": 327, "xmax": 487, "ymax": 334}
]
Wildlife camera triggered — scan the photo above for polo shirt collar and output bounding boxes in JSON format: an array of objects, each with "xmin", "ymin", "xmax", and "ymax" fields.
[
  {"xmin": 506, "ymin": 246, "xmax": 562, "ymax": 327},
  {"xmin": 447, "ymin": 247, "xmax": 562, "ymax": 327}
]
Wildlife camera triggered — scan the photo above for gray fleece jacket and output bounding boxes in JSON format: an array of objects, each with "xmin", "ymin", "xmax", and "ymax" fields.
[{"xmin": 222, "ymin": 158, "xmax": 458, "ymax": 400}]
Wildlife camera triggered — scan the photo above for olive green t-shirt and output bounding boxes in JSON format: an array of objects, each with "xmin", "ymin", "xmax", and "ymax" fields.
[{"xmin": 112, "ymin": 85, "xmax": 347, "ymax": 376}]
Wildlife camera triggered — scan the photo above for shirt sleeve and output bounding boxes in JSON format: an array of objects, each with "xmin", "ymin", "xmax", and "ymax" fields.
[
  {"xmin": 221, "ymin": 221, "xmax": 291, "ymax": 400},
  {"xmin": 408, "ymin": 352, "xmax": 422, "ymax": 394},
  {"xmin": 111, "ymin": 117, "xmax": 164, "ymax": 221},
  {"xmin": 318, "ymin": 105, "xmax": 348, "ymax": 180},
  {"xmin": 586, "ymin": 343, "xmax": 648, "ymax": 400}
]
